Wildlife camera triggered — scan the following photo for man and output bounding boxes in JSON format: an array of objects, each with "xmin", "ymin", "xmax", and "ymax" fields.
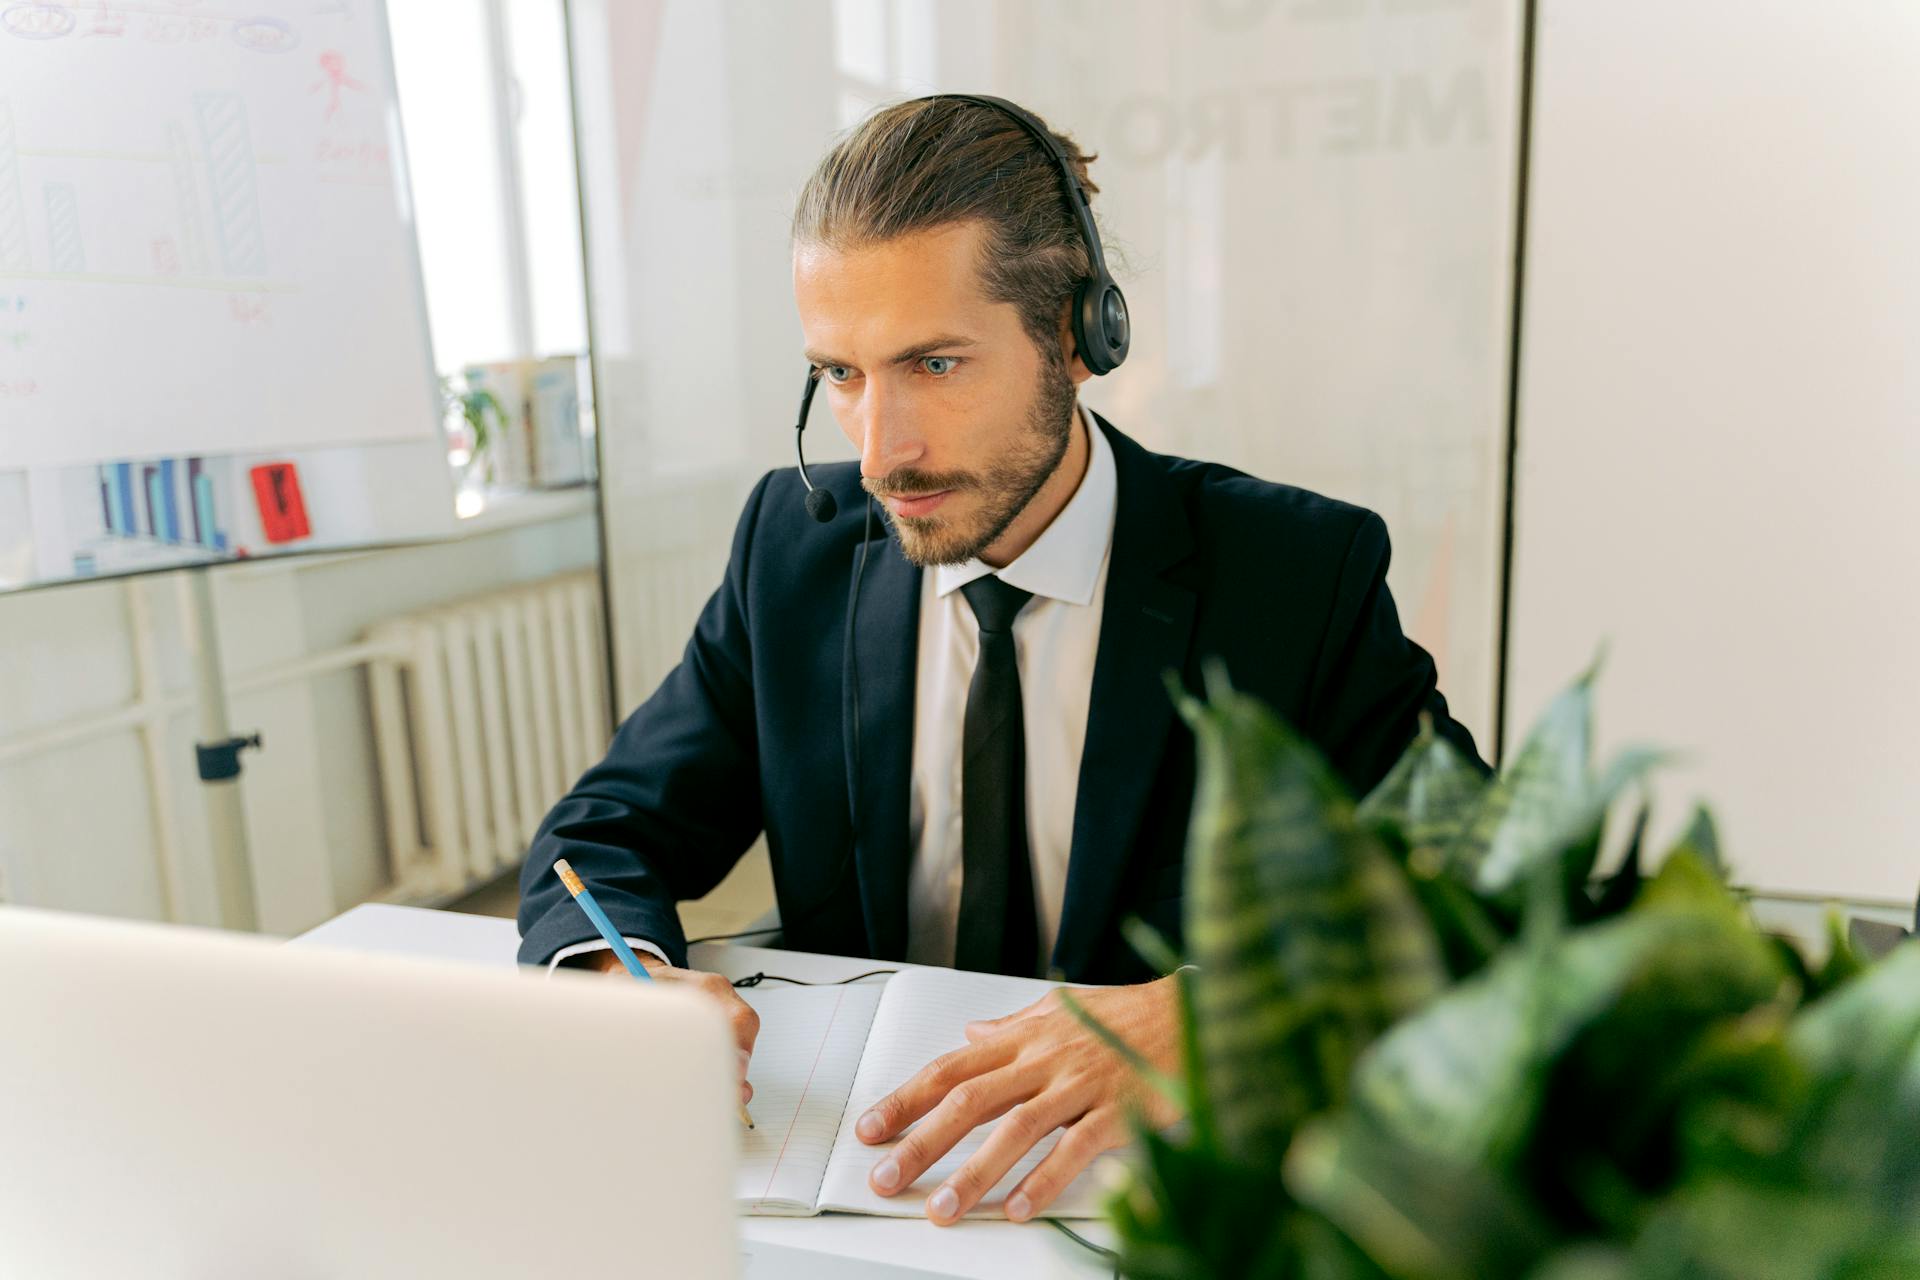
[{"xmin": 517, "ymin": 95, "xmax": 1484, "ymax": 1224}]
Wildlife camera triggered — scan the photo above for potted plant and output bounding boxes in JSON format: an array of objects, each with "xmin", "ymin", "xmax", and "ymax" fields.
[
  {"xmin": 1072, "ymin": 661, "xmax": 1920, "ymax": 1279},
  {"xmin": 441, "ymin": 374, "xmax": 510, "ymax": 499}
]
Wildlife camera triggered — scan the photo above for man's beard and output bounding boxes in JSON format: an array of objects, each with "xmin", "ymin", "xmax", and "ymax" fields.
[{"xmin": 863, "ymin": 354, "xmax": 1078, "ymax": 568}]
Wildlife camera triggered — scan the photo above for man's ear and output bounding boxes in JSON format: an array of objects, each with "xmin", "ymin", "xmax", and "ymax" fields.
[{"xmin": 1058, "ymin": 302, "xmax": 1094, "ymax": 386}]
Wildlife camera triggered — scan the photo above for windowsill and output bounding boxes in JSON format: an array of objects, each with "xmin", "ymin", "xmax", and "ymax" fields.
[
  {"xmin": 215, "ymin": 484, "xmax": 598, "ymax": 580},
  {"xmin": 452, "ymin": 483, "xmax": 597, "ymax": 535}
]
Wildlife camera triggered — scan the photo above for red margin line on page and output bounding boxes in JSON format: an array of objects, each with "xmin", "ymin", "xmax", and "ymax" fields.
[{"xmin": 755, "ymin": 985, "xmax": 849, "ymax": 1209}]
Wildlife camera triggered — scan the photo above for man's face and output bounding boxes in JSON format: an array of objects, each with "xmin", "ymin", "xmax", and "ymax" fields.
[{"xmin": 794, "ymin": 221, "xmax": 1083, "ymax": 567}]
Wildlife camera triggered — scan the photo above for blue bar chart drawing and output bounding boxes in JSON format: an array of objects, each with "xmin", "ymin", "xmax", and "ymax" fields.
[
  {"xmin": 194, "ymin": 92, "xmax": 267, "ymax": 277},
  {"xmin": 44, "ymin": 182, "xmax": 83, "ymax": 273},
  {"xmin": 166, "ymin": 122, "xmax": 211, "ymax": 276},
  {"xmin": 0, "ymin": 99, "xmax": 28, "ymax": 271}
]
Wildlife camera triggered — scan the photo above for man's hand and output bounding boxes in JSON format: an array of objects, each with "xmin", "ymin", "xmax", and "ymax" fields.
[
  {"xmin": 854, "ymin": 976, "xmax": 1182, "ymax": 1225},
  {"xmin": 586, "ymin": 950, "xmax": 760, "ymax": 1104}
]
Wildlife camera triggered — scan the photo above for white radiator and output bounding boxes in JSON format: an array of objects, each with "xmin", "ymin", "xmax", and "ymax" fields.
[{"xmin": 366, "ymin": 571, "xmax": 612, "ymax": 900}]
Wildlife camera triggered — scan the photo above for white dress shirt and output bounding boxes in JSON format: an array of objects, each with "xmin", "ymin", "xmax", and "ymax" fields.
[
  {"xmin": 904, "ymin": 409, "xmax": 1115, "ymax": 968},
  {"xmin": 551, "ymin": 407, "xmax": 1116, "ymax": 973}
]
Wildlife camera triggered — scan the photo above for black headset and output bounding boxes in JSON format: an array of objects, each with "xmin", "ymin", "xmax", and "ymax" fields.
[{"xmin": 767, "ymin": 94, "xmax": 1124, "ymax": 947}]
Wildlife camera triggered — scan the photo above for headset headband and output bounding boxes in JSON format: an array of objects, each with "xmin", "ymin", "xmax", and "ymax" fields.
[
  {"xmin": 928, "ymin": 93, "xmax": 1112, "ymax": 278},
  {"xmin": 922, "ymin": 93, "xmax": 1128, "ymax": 376}
]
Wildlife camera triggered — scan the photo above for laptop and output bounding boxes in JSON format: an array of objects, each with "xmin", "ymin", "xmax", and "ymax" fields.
[{"xmin": 0, "ymin": 905, "xmax": 739, "ymax": 1279}]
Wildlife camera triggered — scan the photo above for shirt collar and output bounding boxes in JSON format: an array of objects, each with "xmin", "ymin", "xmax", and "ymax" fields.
[{"xmin": 933, "ymin": 404, "xmax": 1117, "ymax": 607}]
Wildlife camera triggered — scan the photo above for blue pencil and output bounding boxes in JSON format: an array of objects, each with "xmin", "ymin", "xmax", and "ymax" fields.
[{"xmin": 553, "ymin": 858, "xmax": 652, "ymax": 980}]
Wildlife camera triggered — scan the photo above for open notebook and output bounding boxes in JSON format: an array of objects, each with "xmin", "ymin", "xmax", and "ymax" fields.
[{"xmin": 734, "ymin": 968, "xmax": 1115, "ymax": 1219}]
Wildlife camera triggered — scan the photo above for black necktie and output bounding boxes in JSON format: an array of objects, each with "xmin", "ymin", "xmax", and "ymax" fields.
[{"xmin": 955, "ymin": 575, "xmax": 1039, "ymax": 976}]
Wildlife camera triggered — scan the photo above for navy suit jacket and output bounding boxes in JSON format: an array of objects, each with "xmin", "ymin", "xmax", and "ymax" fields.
[{"xmin": 517, "ymin": 417, "xmax": 1485, "ymax": 983}]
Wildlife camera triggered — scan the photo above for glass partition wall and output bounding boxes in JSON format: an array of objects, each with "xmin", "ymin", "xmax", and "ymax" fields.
[
  {"xmin": 566, "ymin": 0, "xmax": 1523, "ymax": 929},
  {"xmin": 571, "ymin": 0, "xmax": 1522, "ymax": 730}
]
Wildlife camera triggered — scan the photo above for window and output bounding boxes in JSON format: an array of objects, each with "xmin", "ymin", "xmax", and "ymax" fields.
[{"xmin": 386, "ymin": 0, "xmax": 586, "ymax": 375}]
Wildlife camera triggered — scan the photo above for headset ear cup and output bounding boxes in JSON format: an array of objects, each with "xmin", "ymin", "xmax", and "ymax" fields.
[
  {"xmin": 1099, "ymin": 282, "xmax": 1129, "ymax": 369},
  {"xmin": 1069, "ymin": 282, "xmax": 1096, "ymax": 375},
  {"xmin": 1072, "ymin": 280, "xmax": 1116, "ymax": 376}
]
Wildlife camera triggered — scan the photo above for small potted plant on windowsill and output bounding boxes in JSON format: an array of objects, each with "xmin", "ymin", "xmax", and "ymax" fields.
[{"xmin": 441, "ymin": 374, "xmax": 510, "ymax": 508}]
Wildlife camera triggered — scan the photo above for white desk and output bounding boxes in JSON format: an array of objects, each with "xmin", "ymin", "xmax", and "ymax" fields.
[{"xmin": 292, "ymin": 904, "xmax": 1117, "ymax": 1279}]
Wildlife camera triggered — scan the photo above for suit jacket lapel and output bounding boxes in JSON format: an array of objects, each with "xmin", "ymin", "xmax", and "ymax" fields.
[
  {"xmin": 842, "ymin": 521, "xmax": 921, "ymax": 960},
  {"xmin": 1052, "ymin": 421, "xmax": 1197, "ymax": 979}
]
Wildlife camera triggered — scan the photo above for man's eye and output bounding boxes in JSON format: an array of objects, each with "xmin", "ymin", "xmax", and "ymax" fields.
[
  {"xmin": 822, "ymin": 365, "xmax": 853, "ymax": 384},
  {"xmin": 921, "ymin": 356, "xmax": 958, "ymax": 376}
]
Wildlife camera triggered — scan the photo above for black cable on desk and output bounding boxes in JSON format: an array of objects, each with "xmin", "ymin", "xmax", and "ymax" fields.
[
  {"xmin": 730, "ymin": 969, "xmax": 897, "ymax": 989},
  {"xmin": 1047, "ymin": 1219, "xmax": 1120, "ymax": 1275}
]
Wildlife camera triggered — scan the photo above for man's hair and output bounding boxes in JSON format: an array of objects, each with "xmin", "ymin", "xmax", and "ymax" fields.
[{"xmin": 792, "ymin": 97, "xmax": 1102, "ymax": 355}]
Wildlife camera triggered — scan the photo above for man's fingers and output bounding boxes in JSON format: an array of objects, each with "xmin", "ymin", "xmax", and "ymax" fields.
[
  {"xmin": 962, "ymin": 990, "xmax": 1058, "ymax": 1043},
  {"xmin": 1002, "ymin": 1108, "xmax": 1124, "ymax": 1223},
  {"xmin": 855, "ymin": 1040, "xmax": 1004, "ymax": 1144},
  {"xmin": 866, "ymin": 1066, "xmax": 1029, "ymax": 1199},
  {"xmin": 924, "ymin": 1094, "xmax": 1077, "ymax": 1224},
  {"xmin": 649, "ymin": 965, "xmax": 759, "ymax": 1094},
  {"xmin": 717, "ymin": 983, "xmax": 760, "ymax": 1058}
]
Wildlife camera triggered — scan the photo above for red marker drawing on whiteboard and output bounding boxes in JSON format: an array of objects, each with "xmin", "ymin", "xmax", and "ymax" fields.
[{"xmin": 309, "ymin": 50, "xmax": 364, "ymax": 119}]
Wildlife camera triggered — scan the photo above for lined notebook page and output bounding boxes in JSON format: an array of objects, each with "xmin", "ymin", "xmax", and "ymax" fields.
[
  {"xmin": 735, "ymin": 982, "xmax": 883, "ymax": 1215},
  {"xmin": 817, "ymin": 968, "xmax": 1109, "ymax": 1219}
]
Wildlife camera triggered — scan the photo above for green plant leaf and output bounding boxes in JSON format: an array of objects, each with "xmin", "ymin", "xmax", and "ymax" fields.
[
  {"xmin": 1347, "ymin": 918, "xmax": 1647, "ymax": 1172},
  {"xmin": 1636, "ymin": 846, "xmax": 1748, "ymax": 922},
  {"xmin": 1350, "ymin": 906, "xmax": 1780, "ymax": 1181},
  {"xmin": 1644, "ymin": 1007, "xmax": 1804, "ymax": 1176},
  {"xmin": 1108, "ymin": 1128, "xmax": 1305, "ymax": 1280},
  {"xmin": 1807, "ymin": 912, "xmax": 1868, "ymax": 999},
  {"xmin": 1517, "ymin": 747, "xmax": 1671, "ymax": 919},
  {"xmin": 1782, "ymin": 942, "xmax": 1920, "ymax": 1212},
  {"xmin": 1174, "ymin": 664, "xmax": 1447, "ymax": 1166},
  {"xmin": 1358, "ymin": 715, "xmax": 1507, "ymax": 976},
  {"xmin": 1447, "ymin": 661, "xmax": 1598, "ymax": 892},
  {"xmin": 1123, "ymin": 916, "xmax": 1188, "ymax": 977},
  {"xmin": 1523, "ymin": 905, "xmax": 1791, "ymax": 1228},
  {"xmin": 1525, "ymin": 1245, "xmax": 1637, "ymax": 1280},
  {"xmin": 1356, "ymin": 710, "xmax": 1489, "ymax": 852},
  {"xmin": 1286, "ymin": 1111, "xmax": 1556, "ymax": 1280},
  {"xmin": 1790, "ymin": 941, "xmax": 1920, "ymax": 1074},
  {"xmin": 1620, "ymin": 1179, "xmax": 1920, "ymax": 1280},
  {"xmin": 1448, "ymin": 657, "xmax": 1668, "ymax": 929},
  {"xmin": 1586, "ymin": 802, "xmax": 1648, "ymax": 922},
  {"xmin": 1393, "ymin": 833, "xmax": 1506, "ymax": 979},
  {"xmin": 1667, "ymin": 806, "xmax": 1728, "ymax": 883}
]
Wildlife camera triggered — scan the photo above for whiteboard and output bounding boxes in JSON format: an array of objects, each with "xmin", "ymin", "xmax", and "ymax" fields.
[
  {"xmin": 1508, "ymin": 0, "xmax": 1920, "ymax": 905},
  {"xmin": 0, "ymin": 0, "xmax": 440, "ymax": 470}
]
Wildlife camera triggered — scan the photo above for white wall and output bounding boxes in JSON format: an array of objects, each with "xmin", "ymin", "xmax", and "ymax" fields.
[
  {"xmin": 572, "ymin": 0, "xmax": 1524, "ymax": 739},
  {"xmin": 1509, "ymin": 0, "xmax": 1920, "ymax": 907}
]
